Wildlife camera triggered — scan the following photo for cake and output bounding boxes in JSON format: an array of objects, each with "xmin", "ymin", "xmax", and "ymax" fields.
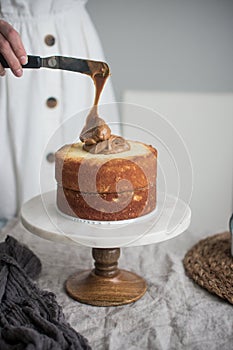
[
  {"xmin": 55, "ymin": 140, "xmax": 157, "ymax": 221},
  {"xmin": 55, "ymin": 59, "xmax": 157, "ymax": 221}
]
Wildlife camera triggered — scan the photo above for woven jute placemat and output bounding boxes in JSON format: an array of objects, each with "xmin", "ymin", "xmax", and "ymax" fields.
[{"xmin": 183, "ymin": 232, "xmax": 233, "ymax": 304}]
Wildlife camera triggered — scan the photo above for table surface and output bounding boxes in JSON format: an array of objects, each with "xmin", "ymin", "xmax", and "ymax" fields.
[{"xmin": 1, "ymin": 219, "xmax": 232, "ymax": 350}]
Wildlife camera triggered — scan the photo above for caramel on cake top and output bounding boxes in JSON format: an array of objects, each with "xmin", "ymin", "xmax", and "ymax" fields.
[{"xmin": 79, "ymin": 61, "xmax": 130, "ymax": 154}]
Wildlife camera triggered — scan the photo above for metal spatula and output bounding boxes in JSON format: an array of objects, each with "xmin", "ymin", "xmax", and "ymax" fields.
[{"xmin": 0, "ymin": 54, "xmax": 109, "ymax": 77}]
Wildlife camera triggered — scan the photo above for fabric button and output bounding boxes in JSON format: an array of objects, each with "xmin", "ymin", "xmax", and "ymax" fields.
[
  {"xmin": 46, "ymin": 97, "xmax": 58, "ymax": 108},
  {"xmin": 44, "ymin": 34, "xmax": 56, "ymax": 46},
  {"xmin": 46, "ymin": 153, "xmax": 55, "ymax": 163}
]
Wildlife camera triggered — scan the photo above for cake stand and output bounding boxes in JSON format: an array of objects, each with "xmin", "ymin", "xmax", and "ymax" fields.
[{"xmin": 21, "ymin": 191, "xmax": 191, "ymax": 306}]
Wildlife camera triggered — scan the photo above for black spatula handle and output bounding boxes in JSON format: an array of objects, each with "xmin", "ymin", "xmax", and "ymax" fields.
[{"xmin": 0, "ymin": 54, "xmax": 41, "ymax": 68}]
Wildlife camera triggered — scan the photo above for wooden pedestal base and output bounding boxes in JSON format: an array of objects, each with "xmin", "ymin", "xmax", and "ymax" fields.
[{"xmin": 65, "ymin": 248, "xmax": 147, "ymax": 306}]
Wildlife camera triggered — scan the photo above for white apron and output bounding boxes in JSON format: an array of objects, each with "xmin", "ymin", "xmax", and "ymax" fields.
[{"xmin": 0, "ymin": 0, "xmax": 118, "ymax": 219}]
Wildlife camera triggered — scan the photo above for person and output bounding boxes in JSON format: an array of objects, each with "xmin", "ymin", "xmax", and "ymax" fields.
[{"xmin": 0, "ymin": 0, "xmax": 118, "ymax": 222}]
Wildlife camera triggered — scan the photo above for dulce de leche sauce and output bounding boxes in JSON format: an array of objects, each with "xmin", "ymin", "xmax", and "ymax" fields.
[{"xmin": 79, "ymin": 61, "xmax": 130, "ymax": 154}]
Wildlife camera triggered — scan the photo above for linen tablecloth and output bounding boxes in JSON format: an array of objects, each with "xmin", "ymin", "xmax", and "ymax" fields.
[{"xmin": 1, "ymin": 219, "xmax": 232, "ymax": 350}]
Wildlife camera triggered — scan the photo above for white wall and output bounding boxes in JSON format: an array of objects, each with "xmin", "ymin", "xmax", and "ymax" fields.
[
  {"xmin": 87, "ymin": 0, "xmax": 233, "ymax": 101},
  {"xmin": 122, "ymin": 91, "xmax": 233, "ymax": 234}
]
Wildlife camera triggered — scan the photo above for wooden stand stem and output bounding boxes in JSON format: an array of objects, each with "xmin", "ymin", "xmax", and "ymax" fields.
[
  {"xmin": 93, "ymin": 248, "xmax": 120, "ymax": 278},
  {"xmin": 65, "ymin": 247, "xmax": 147, "ymax": 307}
]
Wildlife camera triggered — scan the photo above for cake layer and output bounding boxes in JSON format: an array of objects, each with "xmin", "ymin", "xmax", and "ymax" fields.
[
  {"xmin": 57, "ymin": 185, "xmax": 156, "ymax": 221},
  {"xmin": 55, "ymin": 141, "xmax": 157, "ymax": 193}
]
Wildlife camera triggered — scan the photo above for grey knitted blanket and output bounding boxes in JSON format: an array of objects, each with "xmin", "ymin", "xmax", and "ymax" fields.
[{"xmin": 0, "ymin": 235, "xmax": 91, "ymax": 350}]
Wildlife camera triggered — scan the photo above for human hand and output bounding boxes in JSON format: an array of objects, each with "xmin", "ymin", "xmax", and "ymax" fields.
[{"xmin": 0, "ymin": 19, "xmax": 27, "ymax": 77}]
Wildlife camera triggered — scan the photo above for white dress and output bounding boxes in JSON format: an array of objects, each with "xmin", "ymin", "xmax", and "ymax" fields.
[{"xmin": 0, "ymin": 0, "xmax": 118, "ymax": 219}]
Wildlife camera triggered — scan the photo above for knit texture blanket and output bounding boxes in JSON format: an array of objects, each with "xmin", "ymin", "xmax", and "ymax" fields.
[{"xmin": 0, "ymin": 235, "xmax": 91, "ymax": 350}]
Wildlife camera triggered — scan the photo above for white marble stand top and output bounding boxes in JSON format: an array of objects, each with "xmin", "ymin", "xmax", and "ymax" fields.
[{"xmin": 21, "ymin": 191, "xmax": 191, "ymax": 248}]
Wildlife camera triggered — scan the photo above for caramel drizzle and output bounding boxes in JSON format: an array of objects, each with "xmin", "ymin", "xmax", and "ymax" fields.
[{"xmin": 79, "ymin": 60, "xmax": 130, "ymax": 154}]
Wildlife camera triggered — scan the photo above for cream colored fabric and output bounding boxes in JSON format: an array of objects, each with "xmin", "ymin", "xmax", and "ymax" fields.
[
  {"xmin": 0, "ymin": 0, "xmax": 118, "ymax": 218},
  {"xmin": 1, "ymin": 219, "xmax": 232, "ymax": 350}
]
